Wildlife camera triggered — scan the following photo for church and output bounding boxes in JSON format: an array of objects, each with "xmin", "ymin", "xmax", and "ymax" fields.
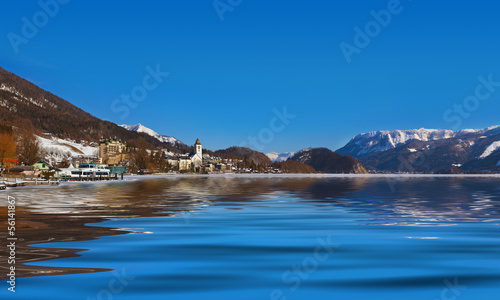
[
  {"xmin": 190, "ymin": 137, "xmax": 203, "ymax": 168},
  {"xmin": 168, "ymin": 137, "xmax": 203, "ymax": 171}
]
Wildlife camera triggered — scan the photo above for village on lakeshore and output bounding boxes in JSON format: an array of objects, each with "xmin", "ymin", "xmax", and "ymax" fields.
[{"xmin": 0, "ymin": 134, "xmax": 288, "ymax": 188}]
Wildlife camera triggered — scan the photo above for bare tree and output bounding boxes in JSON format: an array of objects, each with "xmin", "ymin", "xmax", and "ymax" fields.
[
  {"xmin": 17, "ymin": 132, "xmax": 41, "ymax": 165},
  {"xmin": 128, "ymin": 138, "xmax": 150, "ymax": 172}
]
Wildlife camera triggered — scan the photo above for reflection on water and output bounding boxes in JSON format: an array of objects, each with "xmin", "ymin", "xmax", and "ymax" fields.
[{"xmin": 1, "ymin": 175, "xmax": 500, "ymax": 300}]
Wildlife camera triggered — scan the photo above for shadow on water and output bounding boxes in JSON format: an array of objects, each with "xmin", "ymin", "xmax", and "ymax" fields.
[{"xmin": 1, "ymin": 175, "xmax": 500, "ymax": 280}]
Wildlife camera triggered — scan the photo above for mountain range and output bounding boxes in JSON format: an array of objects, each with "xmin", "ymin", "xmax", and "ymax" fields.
[
  {"xmin": 336, "ymin": 127, "xmax": 500, "ymax": 172},
  {"xmin": 3, "ymin": 65, "xmax": 500, "ymax": 173}
]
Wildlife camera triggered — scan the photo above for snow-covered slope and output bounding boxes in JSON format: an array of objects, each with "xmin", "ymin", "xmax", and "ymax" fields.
[
  {"xmin": 37, "ymin": 135, "xmax": 97, "ymax": 158},
  {"xmin": 266, "ymin": 152, "xmax": 295, "ymax": 162},
  {"xmin": 120, "ymin": 124, "xmax": 183, "ymax": 145},
  {"xmin": 479, "ymin": 141, "xmax": 500, "ymax": 159},
  {"xmin": 338, "ymin": 126, "xmax": 500, "ymax": 157}
]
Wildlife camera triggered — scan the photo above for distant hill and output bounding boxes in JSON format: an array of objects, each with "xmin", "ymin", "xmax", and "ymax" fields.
[
  {"xmin": 0, "ymin": 66, "xmax": 186, "ymax": 152},
  {"xmin": 290, "ymin": 148, "xmax": 368, "ymax": 174},
  {"xmin": 214, "ymin": 147, "xmax": 272, "ymax": 165},
  {"xmin": 336, "ymin": 127, "xmax": 500, "ymax": 173},
  {"xmin": 272, "ymin": 160, "xmax": 316, "ymax": 173}
]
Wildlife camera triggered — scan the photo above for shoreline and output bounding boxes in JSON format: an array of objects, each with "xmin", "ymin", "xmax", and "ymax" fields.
[
  {"xmin": 3, "ymin": 173, "xmax": 500, "ymax": 189},
  {"xmin": 56, "ymin": 172, "xmax": 500, "ymax": 182}
]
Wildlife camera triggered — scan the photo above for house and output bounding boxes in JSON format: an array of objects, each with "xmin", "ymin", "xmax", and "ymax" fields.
[
  {"xmin": 33, "ymin": 160, "xmax": 52, "ymax": 171},
  {"xmin": 178, "ymin": 157, "xmax": 192, "ymax": 171},
  {"xmin": 166, "ymin": 157, "xmax": 180, "ymax": 168},
  {"xmin": 9, "ymin": 166, "xmax": 40, "ymax": 177}
]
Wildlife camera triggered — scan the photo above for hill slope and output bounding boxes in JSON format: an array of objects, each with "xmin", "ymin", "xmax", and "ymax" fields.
[
  {"xmin": 214, "ymin": 147, "xmax": 272, "ymax": 165},
  {"xmin": 0, "ymin": 66, "xmax": 185, "ymax": 152},
  {"xmin": 272, "ymin": 160, "xmax": 316, "ymax": 173},
  {"xmin": 291, "ymin": 148, "xmax": 368, "ymax": 174}
]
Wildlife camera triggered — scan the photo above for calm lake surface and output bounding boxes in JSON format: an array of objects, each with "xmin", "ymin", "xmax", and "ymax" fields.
[{"xmin": 1, "ymin": 175, "xmax": 500, "ymax": 300}]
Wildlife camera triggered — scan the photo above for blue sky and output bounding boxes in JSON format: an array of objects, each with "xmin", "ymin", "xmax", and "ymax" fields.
[{"xmin": 1, "ymin": 0, "xmax": 500, "ymax": 153}]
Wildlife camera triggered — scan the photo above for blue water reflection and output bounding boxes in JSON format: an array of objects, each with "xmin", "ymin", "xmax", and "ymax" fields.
[{"xmin": 2, "ymin": 176, "xmax": 500, "ymax": 300}]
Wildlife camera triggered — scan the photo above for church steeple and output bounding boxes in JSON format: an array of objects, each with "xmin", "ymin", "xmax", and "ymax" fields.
[
  {"xmin": 192, "ymin": 137, "xmax": 203, "ymax": 168},
  {"xmin": 195, "ymin": 137, "xmax": 202, "ymax": 157}
]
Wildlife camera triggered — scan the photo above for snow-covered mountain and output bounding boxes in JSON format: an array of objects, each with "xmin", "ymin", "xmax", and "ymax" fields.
[
  {"xmin": 120, "ymin": 124, "xmax": 183, "ymax": 146},
  {"xmin": 337, "ymin": 126, "xmax": 500, "ymax": 157},
  {"xmin": 266, "ymin": 152, "xmax": 295, "ymax": 162},
  {"xmin": 336, "ymin": 126, "xmax": 500, "ymax": 172}
]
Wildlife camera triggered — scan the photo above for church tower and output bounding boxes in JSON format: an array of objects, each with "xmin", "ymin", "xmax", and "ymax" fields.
[
  {"xmin": 191, "ymin": 137, "xmax": 203, "ymax": 168},
  {"xmin": 195, "ymin": 137, "xmax": 202, "ymax": 156}
]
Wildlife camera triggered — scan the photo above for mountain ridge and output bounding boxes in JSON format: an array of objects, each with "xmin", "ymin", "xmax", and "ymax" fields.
[
  {"xmin": 337, "ymin": 126, "xmax": 500, "ymax": 157},
  {"xmin": 337, "ymin": 126, "xmax": 500, "ymax": 172}
]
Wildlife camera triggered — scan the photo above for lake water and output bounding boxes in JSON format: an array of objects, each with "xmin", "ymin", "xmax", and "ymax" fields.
[{"xmin": 1, "ymin": 175, "xmax": 500, "ymax": 300}]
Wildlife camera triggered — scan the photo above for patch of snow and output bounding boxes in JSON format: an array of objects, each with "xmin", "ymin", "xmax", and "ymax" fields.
[
  {"xmin": 37, "ymin": 135, "xmax": 97, "ymax": 158},
  {"xmin": 407, "ymin": 148, "xmax": 417, "ymax": 152},
  {"xmin": 479, "ymin": 141, "xmax": 500, "ymax": 159},
  {"xmin": 452, "ymin": 164, "xmax": 462, "ymax": 167}
]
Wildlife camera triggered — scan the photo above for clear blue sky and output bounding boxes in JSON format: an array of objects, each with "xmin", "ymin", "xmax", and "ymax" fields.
[{"xmin": 1, "ymin": 0, "xmax": 500, "ymax": 153}]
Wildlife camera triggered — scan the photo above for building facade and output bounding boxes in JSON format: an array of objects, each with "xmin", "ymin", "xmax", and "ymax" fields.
[{"xmin": 98, "ymin": 137, "xmax": 127, "ymax": 165}]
